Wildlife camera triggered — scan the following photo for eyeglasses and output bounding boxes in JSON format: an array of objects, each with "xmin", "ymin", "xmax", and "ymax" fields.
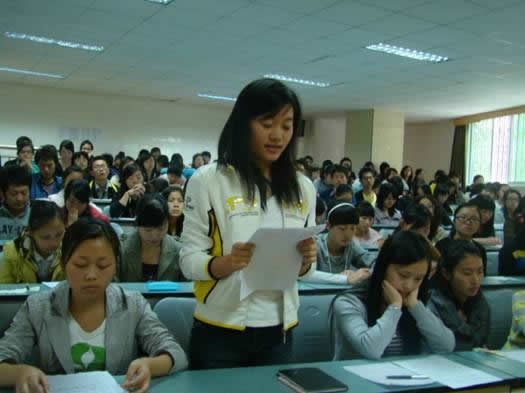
[
  {"xmin": 456, "ymin": 215, "xmax": 480, "ymax": 224},
  {"xmin": 506, "ymin": 197, "xmax": 520, "ymax": 202}
]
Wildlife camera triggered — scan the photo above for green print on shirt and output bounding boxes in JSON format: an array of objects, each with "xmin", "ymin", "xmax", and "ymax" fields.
[{"xmin": 71, "ymin": 343, "xmax": 106, "ymax": 372}]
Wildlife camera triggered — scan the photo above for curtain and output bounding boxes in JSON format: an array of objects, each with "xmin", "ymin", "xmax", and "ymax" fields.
[{"xmin": 450, "ymin": 125, "xmax": 466, "ymax": 188}]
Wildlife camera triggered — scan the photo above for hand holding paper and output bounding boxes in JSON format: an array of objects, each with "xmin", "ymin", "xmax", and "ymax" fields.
[{"xmin": 240, "ymin": 225, "xmax": 324, "ymax": 300}]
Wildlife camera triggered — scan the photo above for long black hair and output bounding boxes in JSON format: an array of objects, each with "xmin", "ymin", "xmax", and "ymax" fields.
[
  {"xmin": 470, "ymin": 195, "xmax": 496, "ymax": 237},
  {"xmin": 217, "ymin": 78, "xmax": 302, "ymax": 210},
  {"xmin": 376, "ymin": 183, "xmax": 398, "ymax": 217},
  {"xmin": 366, "ymin": 231, "xmax": 432, "ymax": 354},
  {"xmin": 162, "ymin": 186, "xmax": 185, "ymax": 237},
  {"xmin": 433, "ymin": 240, "xmax": 485, "ymax": 313},
  {"xmin": 415, "ymin": 195, "xmax": 441, "ymax": 241},
  {"xmin": 503, "ymin": 189, "xmax": 522, "ymax": 220}
]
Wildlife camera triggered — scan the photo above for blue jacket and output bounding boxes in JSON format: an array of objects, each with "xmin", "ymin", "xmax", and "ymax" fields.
[{"xmin": 30, "ymin": 174, "xmax": 63, "ymax": 199}]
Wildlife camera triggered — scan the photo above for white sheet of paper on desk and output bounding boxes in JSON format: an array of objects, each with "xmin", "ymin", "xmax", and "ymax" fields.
[
  {"xmin": 344, "ymin": 362, "xmax": 434, "ymax": 386},
  {"xmin": 49, "ymin": 371, "xmax": 125, "ymax": 393},
  {"xmin": 0, "ymin": 286, "xmax": 40, "ymax": 295},
  {"xmin": 501, "ymin": 350, "xmax": 525, "ymax": 363},
  {"xmin": 43, "ymin": 281, "xmax": 59, "ymax": 288},
  {"xmin": 394, "ymin": 355, "xmax": 502, "ymax": 389},
  {"xmin": 240, "ymin": 225, "xmax": 324, "ymax": 300}
]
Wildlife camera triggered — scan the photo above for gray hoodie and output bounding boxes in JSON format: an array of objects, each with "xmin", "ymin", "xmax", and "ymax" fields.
[{"xmin": 0, "ymin": 204, "xmax": 30, "ymax": 242}]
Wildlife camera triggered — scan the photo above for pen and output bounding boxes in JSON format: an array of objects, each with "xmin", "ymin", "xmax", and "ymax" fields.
[{"xmin": 387, "ymin": 375, "xmax": 429, "ymax": 380}]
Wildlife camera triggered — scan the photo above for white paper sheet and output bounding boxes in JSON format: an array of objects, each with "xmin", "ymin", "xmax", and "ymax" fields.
[
  {"xmin": 501, "ymin": 350, "xmax": 525, "ymax": 363},
  {"xmin": 344, "ymin": 363, "xmax": 434, "ymax": 386},
  {"xmin": 394, "ymin": 355, "xmax": 502, "ymax": 389},
  {"xmin": 43, "ymin": 281, "xmax": 59, "ymax": 288},
  {"xmin": 240, "ymin": 225, "xmax": 325, "ymax": 300},
  {"xmin": 0, "ymin": 286, "xmax": 40, "ymax": 295},
  {"xmin": 49, "ymin": 371, "xmax": 125, "ymax": 393}
]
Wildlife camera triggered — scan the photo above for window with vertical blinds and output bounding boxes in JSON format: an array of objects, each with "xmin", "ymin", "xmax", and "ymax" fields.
[{"xmin": 465, "ymin": 113, "xmax": 525, "ymax": 185}]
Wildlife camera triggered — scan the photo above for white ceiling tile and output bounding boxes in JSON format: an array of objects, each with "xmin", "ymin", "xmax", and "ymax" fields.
[
  {"xmin": 401, "ymin": 0, "xmax": 490, "ymax": 24},
  {"xmin": 359, "ymin": 13, "xmax": 438, "ymax": 36},
  {"xmin": 255, "ymin": 0, "xmax": 340, "ymax": 14},
  {"xmin": 314, "ymin": 1, "xmax": 393, "ymax": 26},
  {"xmin": 354, "ymin": 0, "xmax": 432, "ymax": 11}
]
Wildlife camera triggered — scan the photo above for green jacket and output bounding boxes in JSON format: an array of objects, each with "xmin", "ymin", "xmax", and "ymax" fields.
[{"xmin": 0, "ymin": 233, "xmax": 64, "ymax": 284}]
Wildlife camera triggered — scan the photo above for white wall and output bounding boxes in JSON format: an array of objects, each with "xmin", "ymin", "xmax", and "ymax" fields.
[
  {"xmin": 302, "ymin": 116, "xmax": 346, "ymax": 164},
  {"xmin": 371, "ymin": 110, "xmax": 405, "ymax": 171},
  {"xmin": 403, "ymin": 120, "xmax": 455, "ymax": 180},
  {"xmin": 0, "ymin": 83, "xmax": 231, "ymax": 164}
]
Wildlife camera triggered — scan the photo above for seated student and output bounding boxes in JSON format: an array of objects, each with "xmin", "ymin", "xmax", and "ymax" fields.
[
  {"xmin": 303, "ymin": 202, "xmax": 374, "ymax": 285},
  {"xmin": 310, "ymin": 165, "xmax": 320, "ymax": 183},
  {"xmin": 414, "ymin": 168, "xmax": 425, "ymax": 183},
  {"xmin": 120, "ymin": 194, "xmax": 184, "ymax": 282},
  {"xmin": 354, "ymin": 167, "xmax": 376, "ymax": 207},
  {"xmin": 146, "ymin": 178, "xmax": 169, "ymax": 195},
  {"xmin": 335, "ymin": 184, "xmax": 353, "ymax": 201},
  {"xmin": 89, "ymin": 156, "xmax": 119, "ymax": 199},
  {"xmin": 374, "ymin": 183, "xmax": 401, "ymax": 226},
  {"xmin": 436, "ymin": 202, "xmax": 487, "ymax": 269},
  {"xmin": 161, "ymin": 186, "xmax": 185, "ymax": 240},
  {"xmin": 416, "ymin": 195, "xmax": 448, "ymax": 244},
  {"xmin": 0, "ymin": 166, "xmax": 31, "ymax": 243},
  {"xmin": 313, "ymin": 163, "xmax": 334, "ymax": 196},
  {"xmin": 354, "ymin": 201, "xmax": 383, "ymax": 249},
  {"xmin": 495, "ymin": 184, "xmax": 509, "ymax": 224},
  {"xmin": 400, "ymin": 165, "xmax": 413, "ymax": 192},
  {"xmin": 0, "ymin": 218, "xmax": 188, "ymax": 392},
  {"xmin": 434, "ymin": 182, "xmax": 454, "ymax": 222},
  {"xmin": 137, "ymin": 151, "xmax": 159, "ymax": 183},
  {"xmin": 49, "ymin": 166, "xmax": 96, "ymax": 214},
  {"xmin": 161, "ymin": 165, "xmax": 186, "ymax": 187},
  {"xmin": 412, "ymin": 180, "xmax": 432, "ymax": 199},
  {"xmin": 470, "ymin": 194, "xmax": 501, "ymax": 247},
  {"xmin": 57, "ymin": 140, "xmax": 74, "ymax": 178},
  {"xmin": 332, "ymin": 230, "xmax": 455, "ymax": 360},
  {"xmin": 499, "ymin": 198, "xmax": 525, "ymax": 276},
  {"xmin": 0, "ymin": 200, "xmax": 65, "ymax": 283},
  {"xmin": 4, "ymin": 137, "xmax": 39, "ymax": 174},
  {"xmin": 502, "ymin": 189, "xmax": 522, "ymax": 243},
  {"xmin": 320, "ymin": 165, "xmax": 348, "ymax": 203},
  {"xmin": 72, "ymin": 151, "xmax": 89, "ymax": 172},
  {"xmin": 448, "ymin": 173, "xmax": 468, "ymax": 205},
  {"xmin": 64, "ymin": 180, "xmax": 109, "ymax": 227},
  {"xmin": 110, "ymin": 156, "xmax": 135, "ymax": 187},
  {"xmin": 110, "ymin": 164, "xmax": 145, "ymax": 218},
  {"xmin": 503, "ymin": 290, "xmax": 525, "ymax": 349},
  {"xmin": 428, "ymin": 241, "xmax": 489, "ymax": 351},
  {"xmin": 80, "ymin": 139, "xmax": 94, "ymax": 157},
  {"xmin": 30, "ymin": 145, "xmax": 63, "ymax": 199}
]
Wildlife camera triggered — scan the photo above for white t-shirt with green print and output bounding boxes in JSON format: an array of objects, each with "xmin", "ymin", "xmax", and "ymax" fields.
[{"xmin": 68, "ymin": 315, "xmax": 106, "ymax": 372}]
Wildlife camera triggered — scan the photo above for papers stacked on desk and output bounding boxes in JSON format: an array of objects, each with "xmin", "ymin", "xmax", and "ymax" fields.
[{"xmin": 48, "ymin": 371, "xmax": 124, "ymax": 393}]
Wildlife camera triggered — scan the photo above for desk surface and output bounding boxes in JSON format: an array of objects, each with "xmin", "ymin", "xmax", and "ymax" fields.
[
  {"xmin": 1, "ymin": 277, "xmax": 525, "ymax": 300},
  {"xmin": 456, "ymin": 351, "xmax": 525, "ymax": 381},
  {"xmin": 0, "ymin": 354, "xmax": 516, "ymax": 393}
]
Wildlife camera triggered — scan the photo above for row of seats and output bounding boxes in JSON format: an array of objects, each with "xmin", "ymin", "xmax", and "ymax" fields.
[{"xmin": 154, "ymin": 288, "xmax": 514, "ymax": 363}]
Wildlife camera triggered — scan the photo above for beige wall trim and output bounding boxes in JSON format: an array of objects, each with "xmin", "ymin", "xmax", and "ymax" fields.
[{"xmin": 454, "ymin": 105, "xmax": 525, "ymax": 125}]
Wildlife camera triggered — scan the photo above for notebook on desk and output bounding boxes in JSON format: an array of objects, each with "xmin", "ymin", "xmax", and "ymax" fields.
[{"xmin": 277, "ymin": 368, "xmax": 348, "ymax": 393}]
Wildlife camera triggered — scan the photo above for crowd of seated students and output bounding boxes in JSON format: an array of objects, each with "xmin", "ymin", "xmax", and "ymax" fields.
[{"xmin": 2, "ymin": 78, "xmax": 525, "ymax": 390}]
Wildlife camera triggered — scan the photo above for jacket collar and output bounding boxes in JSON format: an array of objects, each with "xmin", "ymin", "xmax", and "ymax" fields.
[
  {"xmin": 48, "ymin": 282, "xmax": 126, "ymax": 373},
  {"xmin": 128, "ymin": 230, "xmax": 172, "ymax": 279}
]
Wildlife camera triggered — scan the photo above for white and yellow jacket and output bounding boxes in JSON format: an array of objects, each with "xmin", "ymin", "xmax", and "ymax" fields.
[{"xmin": 180, "ymin": 163, "xmax": 317, "ymax": 331}]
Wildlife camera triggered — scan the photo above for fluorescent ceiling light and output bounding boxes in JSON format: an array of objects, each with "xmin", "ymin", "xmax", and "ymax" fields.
[
  {"xmin": 366, "ymin": 43, "xmax": 449, "ymax": 63},
  {"xmin": 264, "ymin": 74, "xmax": 330, "ymax": 87},
  {"xmin": 4, "ymin": 32, "xmax": 104, "ymax": 52},
  {"xmin": 144, "ymin": 0, "xmax": 175, "ymax": 4},
  {"xmin": 198, "ymin": 94, "xmax": 236, "ymax": 102},
  {"xmin": 0, "ymin": 67, "xmax": 64, "ymax": 79}
]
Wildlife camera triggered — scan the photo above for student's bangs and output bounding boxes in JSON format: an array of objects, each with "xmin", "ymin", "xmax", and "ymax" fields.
[
  {"xmin": 356, "ymin": 201, "xmax": 375, "ymax": 218},
  {"xmin": 327, "ymin": 201, "xmax": 358, "ymax": 226},
  {"xmin": 470, "ymin": 195, "xmax": 495, "ymax": 212},
  {"xmin": 61, "ymin": 217, "xmax": 120, "ymax": 268}
]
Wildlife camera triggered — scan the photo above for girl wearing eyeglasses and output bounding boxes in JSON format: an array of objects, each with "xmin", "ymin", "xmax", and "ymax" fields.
[{"xmin": 435, "ymin": 203, "xmax": 487, "ymax": 271}]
